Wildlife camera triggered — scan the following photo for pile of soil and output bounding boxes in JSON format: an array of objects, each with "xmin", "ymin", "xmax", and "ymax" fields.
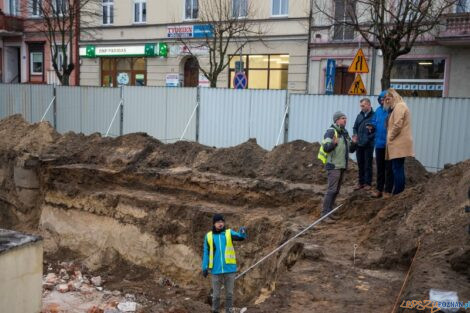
[
  {"xmin": 356, "ymin": 160, "xmax": 470, "ymax": 303},
  {"xmin": 259, "ymin": 140, "xmax": 325, "ymax": 184},
  {"xmin": 0, "ymin": 114, "xmax": 59, "ymax": 154},
  {"xmin": 196, "ymin": 139, "xmax": 266, "ymax": 178}
]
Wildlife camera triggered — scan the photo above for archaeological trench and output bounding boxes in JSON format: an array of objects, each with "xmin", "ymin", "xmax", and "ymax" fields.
[{"xmin": 0, "ymin": 115, "xmax": 469, "ymax": 313}]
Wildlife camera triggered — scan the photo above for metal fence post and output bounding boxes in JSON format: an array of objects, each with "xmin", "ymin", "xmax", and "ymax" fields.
[
  {"xmin": 120, "ymin": 86, "xmax": 124, "ymax": 136},
  {"xmin": 53, "ymin": 84, "xmax": 57, "ymax": 130},
  {"xmin": 283, "ymin": 91, "xmax": 290, "ymax": 144},
  {"xmin": 196, "ymin": 87, "xmax": 200, "ymax": 143}
]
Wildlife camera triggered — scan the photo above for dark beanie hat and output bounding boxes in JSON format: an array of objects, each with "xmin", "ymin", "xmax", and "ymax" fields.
[{"xmin": 213, "ymin": 214, "xmax": 225, "ymax": 224}]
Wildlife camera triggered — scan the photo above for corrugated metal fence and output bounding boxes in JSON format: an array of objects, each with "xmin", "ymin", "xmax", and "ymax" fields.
[
  {"xmin": 0, "ymin": 84, "xmax": 54, "ymax": 124},
  {"xmin": 123, "ymin": 86, "xmax": 197, "ymax": 143},
  {"xmin": 1, "ymin": 83, "xmax": 469, "ymax": 170},
  {"xmin": 199, "ymin": 88, "xmax": 287, "ymax": 149},
  {"xmin": 288, "ymin": 95, "xmax": 470, "ymax": 170}
]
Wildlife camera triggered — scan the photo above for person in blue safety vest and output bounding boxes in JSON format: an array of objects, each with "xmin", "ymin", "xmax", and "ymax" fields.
[{"xmin": 202, "ymin": 214, "xmax": 247, "ymax": 313}]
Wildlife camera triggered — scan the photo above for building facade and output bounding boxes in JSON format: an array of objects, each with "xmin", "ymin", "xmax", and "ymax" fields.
[
  {"xmin": 309, "ymin": 0, "xmax": 470, "ymax": 98},
  {"xmin": 79, "ymin": 0, "xmax": 310, "ymax": 92},
  {"xmin": 0, "ymin": 0, "xmax": 79, "ymax": 85}
]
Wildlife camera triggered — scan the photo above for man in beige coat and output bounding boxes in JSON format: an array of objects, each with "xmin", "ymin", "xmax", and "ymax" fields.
[{"xmin": 384, "ymin": 88, "xmax": 414, "ymax": 195}]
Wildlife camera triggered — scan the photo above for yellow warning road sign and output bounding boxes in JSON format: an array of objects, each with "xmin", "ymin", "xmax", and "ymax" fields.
[
  {"xmin": 348, "ymin": 48, "xmax": 369, "ymax": 73},
  {"xmin": 348, "ymin": 74, "xmax": 367, "ymax": 95}
]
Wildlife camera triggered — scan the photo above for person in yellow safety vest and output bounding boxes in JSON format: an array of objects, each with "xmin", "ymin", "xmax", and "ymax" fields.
[
  {"xmin": 202, "ymin": 214, "xmax": 246, "ymax": 313},
  {"xmin": 319, "ymin": 111, "xmax": 357, "ymax": 221}
]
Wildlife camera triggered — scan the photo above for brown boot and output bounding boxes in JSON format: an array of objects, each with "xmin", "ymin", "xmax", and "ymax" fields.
[
  {"xmin": 371, "ymin": 190, "xmax": 382, "ymax": 198},
  {"xmin": 383, "ymin": 192, "xmax": 392, "ymax": 199},
  {"xmin": 354, "ymin": 184, "xmax": 364, "ymax": 191}
]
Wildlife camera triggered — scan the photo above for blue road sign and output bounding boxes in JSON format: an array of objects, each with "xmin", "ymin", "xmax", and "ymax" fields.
[
  {"xmin": 234, "ymin": 72, "xmax": 247, "ymax": 89},
  {"xmin": 193, "ymin": 24, "xmax": 214, "ymax": 38},
  {"xmin": 325, "ymin": 59, "xmax": 336, "ymax": 95}
]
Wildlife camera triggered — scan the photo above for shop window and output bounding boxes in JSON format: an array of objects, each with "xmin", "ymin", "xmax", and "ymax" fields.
[
  {"xmin": 272, "ymin": 0, "xmax": 288, "ymax": 16},
  {"xmin": 31, "ymin": 0, "xmax": 42, "ymax": 17},
  {"xmin": 30, "ymin": 52, "xmax": 44, "ymax": 75},
  {"xmin": 101, "ymin": 57, "xmax": 147, "ymax": 87},
  {"xmin": 103, "ymin": 0, "xmax": 114, "ymax": 25},
  {"xmin": 232, "ymin": 0, "xmax": 247, "ymax": 18},
  {"xmin": 185, "ymin": 0, "xmax": 198, "ymax": 19},
  {"xmin": 229, "ymin": 54, "xmax": 289, "ymax": 90},
  {"xmin": 390, "ymin": 59, "xmax": 445, "ymax": 97},
  {"xmin": 333, "ymin": 0, "xmax": 355, "ymax": 41},
  {"xmin": 134, "ymin": 0, "xmax": 147, "ymax": 23}
]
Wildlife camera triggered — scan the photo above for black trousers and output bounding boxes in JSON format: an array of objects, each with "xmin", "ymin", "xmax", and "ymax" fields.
[
  {"xmin": 356, "ymin": 146, "xmax": 374, "ymax": 186},
  {"xmin": 375, "ymin": 147, "xmax": 394, "ymax": 193}
]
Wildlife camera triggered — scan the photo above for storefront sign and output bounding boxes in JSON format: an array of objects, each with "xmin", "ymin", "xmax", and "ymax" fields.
[
  {"xmin": 166, "ymin": 74, "xmax": 180, "ymax": 87},
  {"xmin": 80, "ymin": 43, "xmax": 168, "ymax": 58},
  {"xmin": 391, "ymin": 83, "xmax": 444, "ymax": 91},
  {"xmin": 169, "ymin": 44, "xmax": 209, "ymax": 57},
  {"xmin": 167, "ymin": 24, "xmax": 213, "ymax": 38}
]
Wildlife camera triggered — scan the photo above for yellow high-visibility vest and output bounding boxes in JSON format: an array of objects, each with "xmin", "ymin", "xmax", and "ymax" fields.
[
  {"xmin": 318, "ymin": 128, "xmax": 338, "ymax": 164},
  {"xmin": 207, "ymin": 229, "xmax": 237, "ymax": 269}
]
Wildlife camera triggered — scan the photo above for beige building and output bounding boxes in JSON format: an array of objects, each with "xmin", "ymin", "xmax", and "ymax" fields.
[
  {"xmin": 79, "ymin": 0, "xmax": 311, "ymax": 92},
  {"xmin": 309, "ymin": 1, "xmax": 470, "ymax": 97}
]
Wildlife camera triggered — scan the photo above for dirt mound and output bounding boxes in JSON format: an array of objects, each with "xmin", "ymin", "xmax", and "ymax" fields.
[
  {"xmin": 0, "ymin": 115, "xmax": 59, "ymax": 154},
  {"xmin": 196, "ymin": 139, "xmax": 266, "ymax": 178},
  {"xmin": 259, "ymin": 140, "xmax": 325, "ymax": 184},
  {"xmin": 355, "ymin": 160, "xmax": 470, "ymax": 303},
  {"xmin": 144, "ymin": 141, "xmax": 212, "ymax": 169},
  {"xmin": 405, "ymin": 157, "xmax": 432, "ymax": 186}
]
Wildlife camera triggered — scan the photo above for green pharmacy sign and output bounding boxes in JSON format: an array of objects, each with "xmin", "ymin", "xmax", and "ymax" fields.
[{"xmin": 80, "ymin": 43, "xmax": 168, "ymax": 58}]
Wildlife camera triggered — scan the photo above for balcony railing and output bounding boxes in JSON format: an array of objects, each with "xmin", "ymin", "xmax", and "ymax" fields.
[
  {"xmin": 0, "ymin": 13, "xmax": 24, "ymax": 33},
  {"xmin": 439, "ymin": 12, "xmax": 470, "ymax": 37}
]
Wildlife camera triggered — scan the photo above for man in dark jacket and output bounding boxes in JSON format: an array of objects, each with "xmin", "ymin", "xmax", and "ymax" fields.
[
  {"xmin": 319, "ymin": 111, "xmax": 357, "ymax": 220},
  {"xmin": 353, "ymin": 98, "xmax": 375, "ymax": 190},
  {"xmin": 369, "ymin": 91, "xmax": 393, "ymax": 198}
]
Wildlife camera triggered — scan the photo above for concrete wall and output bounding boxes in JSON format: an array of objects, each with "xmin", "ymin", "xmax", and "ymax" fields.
[{"xmin": 0, "ymin": 242, "xmax": 43, "ymax": 313}]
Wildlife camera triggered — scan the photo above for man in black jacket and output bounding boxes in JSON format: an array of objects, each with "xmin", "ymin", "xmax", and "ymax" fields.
[{"xmin": 353, "ymin": 98, "xmax": 375, "ymax": 190}]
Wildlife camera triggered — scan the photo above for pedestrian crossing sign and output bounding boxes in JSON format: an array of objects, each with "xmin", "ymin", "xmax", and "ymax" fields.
[
  {"xmin": 348, "ymin": 48, "xmax": 369, "ymax": 73},
  {"xmin": 348, "ymin": 74, "xmax": 367, "ymax": 95}
]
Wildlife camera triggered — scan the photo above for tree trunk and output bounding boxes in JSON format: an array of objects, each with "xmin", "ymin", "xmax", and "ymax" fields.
[
  {"xmin": 210, "ymin": 73, "xmax": 218, "ymax": 87},
  {"xmin": 381, "ymin": 54, "xmax": 394, "ymax": 91},
  {"xmin": 60, "ymin": 74, "xmax": 70, "ymax": 86}
]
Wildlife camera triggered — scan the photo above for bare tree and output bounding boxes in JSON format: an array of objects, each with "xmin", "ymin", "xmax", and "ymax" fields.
[
  {"xmin": 314, "ymin": 0, "xmax": 458, "ymax": 89},
  {"xmin": 174, "ymin": 0, "xmax": 264, "ymax": 87},
  {"xmin": 24, "ymin": 0, "xmax": 99, "ymax": 85}
]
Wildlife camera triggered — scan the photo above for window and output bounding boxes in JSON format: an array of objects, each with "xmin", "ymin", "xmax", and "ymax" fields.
[
  {"xmin": 390, "ymin": 59, "xmax": 445, "ymax": 97},
  {"xmin": 101, "ymin": 58, "xmax": 147, "ymax": 87},
  {"xmin": 185, "ymin": 0, "xmax": 198, "ymax": 19},
  {"xmin": 53, "ymin": 0, "xmax": 68, "ymax": 15},
  {"xmin": 30, "ymin": 52, "xmax": 43, "ymax": 75},
  {"xmin": 103, "ymin": 0, "xmax": 114, "ymax": 24},
  {"xmin": 333, "ymin": 0, "xmax": 355, "ymax": 40},
  {"xmin": 229, "ymin": 54, "xmax": 289, "ymax": 90},
  {"xmin": 272, "ymin": 0, "xmax": 288, "ymax": 16},
  {"xmin": 232, "ymin": 0, "xmax": 247, "ymax": 18},
  {"xmin": 52, "ymin": 46, "xmax": 67, "ymax": 73},
  {"xmin": 8, "ymin": 0, "xmax": 19, "ymax": 15},
  {"xmin": 134, "ymin": 0, "xmax": 146, "ymax": 23},
  {"xmin": 457, "ymin": 0, "xmax": 470, "ymax": 12},
  {"xmin": 31, "ymin": 0, "xmax": 42, "ymax": 17}
]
